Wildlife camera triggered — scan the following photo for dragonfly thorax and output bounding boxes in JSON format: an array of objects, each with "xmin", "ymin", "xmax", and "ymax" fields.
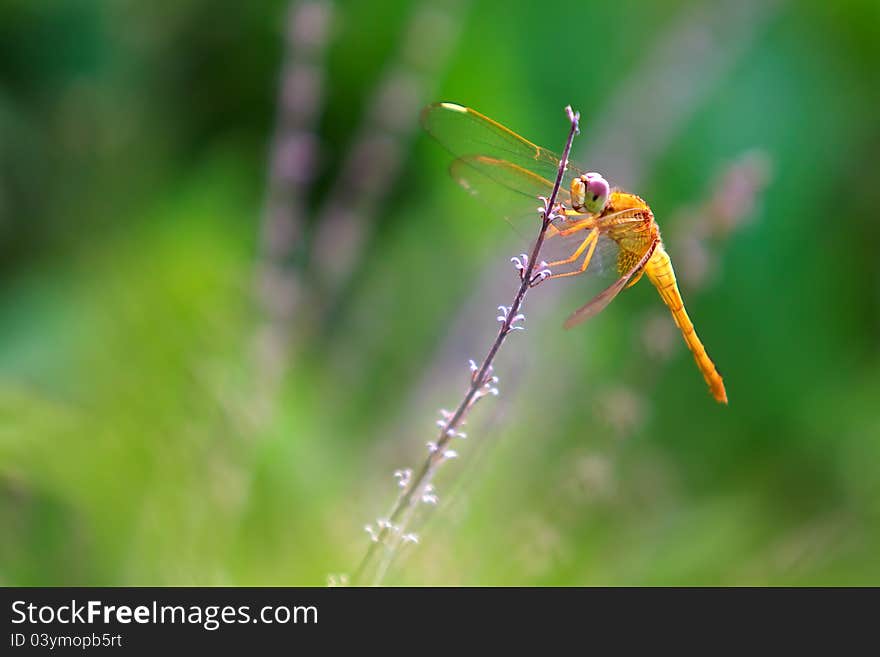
[
  {"xmin": 604, "ymin": 191, "xmax": 654, "ymax": 221},
  {"xmin": 570, "ymin": 172, "xmax": 610, "ymax": 214}
]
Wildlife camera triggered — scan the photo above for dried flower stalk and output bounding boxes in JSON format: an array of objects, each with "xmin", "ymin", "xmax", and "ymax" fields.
[{"xmin": 353, "ymin": 105, "xmax": 582, "ymax": 585}]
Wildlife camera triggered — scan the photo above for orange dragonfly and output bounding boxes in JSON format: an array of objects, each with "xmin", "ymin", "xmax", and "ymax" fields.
[{"xmin": 421, "ymin": 102, "xmax": 727, "ymax": 404}]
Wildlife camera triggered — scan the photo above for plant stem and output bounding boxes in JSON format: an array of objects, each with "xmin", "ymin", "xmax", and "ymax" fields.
[{"xmin": 352, "ymin": 105, "xmax": 580, "ymax": 585}]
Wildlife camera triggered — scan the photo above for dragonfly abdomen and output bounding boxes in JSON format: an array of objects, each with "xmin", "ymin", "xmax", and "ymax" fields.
[{"xmin": 645, "ymin": 244, "xmax": 728, "ymax": 404}]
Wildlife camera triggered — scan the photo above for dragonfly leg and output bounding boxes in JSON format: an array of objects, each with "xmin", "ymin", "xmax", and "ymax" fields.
[
  {"xmin": 547, "ymin": 229, "xmax": 599, "ymax": 280},
  {"xmin": 555, "ymin": 218, "xmax": 596, "ymax": 237}
]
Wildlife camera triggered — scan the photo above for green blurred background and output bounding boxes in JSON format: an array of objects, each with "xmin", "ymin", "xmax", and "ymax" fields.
[{"xmin": 1, "ymin": 0, "xmax": 878, "ymax": 585}]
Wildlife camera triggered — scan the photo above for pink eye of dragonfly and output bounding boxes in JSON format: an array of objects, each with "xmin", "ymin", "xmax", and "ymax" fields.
[
  {"xmin": 421, "ymin": 102, "xmax": 728, "ymax": 404},
  {"xmin": 572, "ymin": 172, "xmax": 611, "ymax": 214}
]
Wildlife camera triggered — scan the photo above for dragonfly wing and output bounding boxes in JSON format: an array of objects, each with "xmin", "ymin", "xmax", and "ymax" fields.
[
  {"xmin": 422, "ymin": 102, "xmax": 586, "ymax": 186},
  {"xmin": 449, "ymin": 156, "xmax": 586, "ymax": 233},
  {"xmin": 451, "ymin": 155, "xmax": 561, "ymax": 202},
  {"xmin": 563, "ymin": 238, "xmax": 658, "ymax": 329},
  {"xmin": 541, "ymin": 229, "xmax": 620, "ymax": 278}
]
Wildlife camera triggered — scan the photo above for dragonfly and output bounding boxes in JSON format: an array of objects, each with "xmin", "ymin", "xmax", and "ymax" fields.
[{"xmin": 421, "ymin": 102, "xmax": 727, "ymax": 404}]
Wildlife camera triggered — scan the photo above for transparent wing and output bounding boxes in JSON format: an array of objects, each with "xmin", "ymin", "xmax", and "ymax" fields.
[
  {"xmin": 541, "ymin": 230, "xmax": 623, "ymax": 279},
  {"xmin": 563, "ymin": 238, "xmax": 658, "ymax": 328},
  {"xmin": 421, "ymin": 102, "xmax": 587, "ymax": 184},
  {"xmin": 450, "ymin": 155, "xmax": 569, "ymax": 206},
  {"xmin": 449, "ymin": 156, "xmax": 587, "ymax": 238}
]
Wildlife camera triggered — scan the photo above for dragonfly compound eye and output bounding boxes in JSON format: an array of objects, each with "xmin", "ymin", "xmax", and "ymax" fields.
[{"xmin": 579, "ymin": 172, "xmax": 610, "ymax": 214}]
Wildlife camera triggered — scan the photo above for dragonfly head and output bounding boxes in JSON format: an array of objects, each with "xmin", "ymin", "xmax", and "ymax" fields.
[{"xmin": 571, "ymin": 172, "xmax": 610, "ymax": 215}]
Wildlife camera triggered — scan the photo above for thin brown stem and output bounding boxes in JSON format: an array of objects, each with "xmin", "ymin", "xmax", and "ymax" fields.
[{"xmin": 352, "ymin": 104, "xmax": 581, "ymax": 585}]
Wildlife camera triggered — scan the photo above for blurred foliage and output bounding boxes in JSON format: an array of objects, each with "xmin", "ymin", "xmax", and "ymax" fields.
[{"xmin": 0, "ymin": 0, "xmax": 878, "ymax": 585}]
